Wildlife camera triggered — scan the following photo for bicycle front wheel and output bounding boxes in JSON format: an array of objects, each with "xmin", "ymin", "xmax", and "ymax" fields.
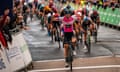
[
  {"xmin": 68, "ymin": 45, "xmax": 73, "ymax": 71},
  {"xmin": 87, "ymin": 35, "xmax": 91, "ymax": 54}
]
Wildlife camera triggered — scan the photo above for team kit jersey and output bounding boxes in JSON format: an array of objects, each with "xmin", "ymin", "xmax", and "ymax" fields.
[{"xmin": 59, "ymin": 15, "xmax": 77, "ymax": 32}]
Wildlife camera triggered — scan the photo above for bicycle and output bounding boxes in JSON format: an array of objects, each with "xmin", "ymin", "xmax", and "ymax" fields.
[
  {"xmin": 92, "ymin": 17, "xmax": 99, "ymax": 43},
  {"xmin": 50, "ymin": 22, "xmax": 61, "ymax": 48},
  {"xmin": 54, "ymin": 24, "xmax": 61, "ymax": 48},
  {"xmin": 65, "ymin": 41, "xmax": 74, "ymax": 71},
  {"xmin": 86, "ymin": 27, "xmax": 91, "ymax": 54},
  {"xmin": 73, "ymin": 22, "xmax": 83, "ymax": 49},
  {"xmin": 30, "ymin": 10, "xmax": 33, "ymax": 21},
  {"xmin": 40, "ymin": 16, "xmax": 45, "ymax": 30},
  {"xmin": 93, "ymin": 23, "xmax": 98, "ymax": 43}
]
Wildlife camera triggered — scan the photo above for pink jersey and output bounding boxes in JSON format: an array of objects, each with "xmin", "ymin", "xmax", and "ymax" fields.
[{"xmin": 59, "ymin": 16, "xmax": 77, "ymax": 32}]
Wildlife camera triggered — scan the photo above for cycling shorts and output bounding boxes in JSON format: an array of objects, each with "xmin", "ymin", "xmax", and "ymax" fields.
[
  {"xmin": 64, "ymin": 32, "xmax": 73, "ymax": 44},
  {"xmin": 91, "ymin": 15, "xmax": 99, "ymax": 23},
  {"xmin": 48, "ymin": 16, "xmax": 52, "ymax": 24},
  {"xmin": 52, "ymin": 21, "xmax": 60, "ymax": 28},
  {"xmin": 82, "ymin": 20, "xmax": 91, "ymax": 31}
]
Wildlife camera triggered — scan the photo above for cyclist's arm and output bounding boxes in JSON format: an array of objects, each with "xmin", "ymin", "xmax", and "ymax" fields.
[
  {"xmin": 58, "ymin": 17, "xmax": 64, "ymax": 21},
  {"xmin": 97, "ymin": 15, "xmax": 100, "ymax": 23},
  {"xmin": 72, "ymin": 15, "xmax": 80, "ymax": 21},
  {"xmin": 89, "ymin": 17, "xmax": 95, "ymax": 25}
]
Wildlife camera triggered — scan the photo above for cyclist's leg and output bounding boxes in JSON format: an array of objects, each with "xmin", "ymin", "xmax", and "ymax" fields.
[
  {"xmin": 90, "ymin": 23, "xmax": 95, "ymax": 33},
  {"xmin": 48, "ymin": 23, "xmax": 52, "ymax": 36},
  {"xmin": 97, "ymin": 17, "xmax": 100, "ymax": 29},
  {"xmin": 52, "ymin": 22, "xmax": 57, "ymax": 35},
  {"xmin": 74, "ymin": 22, "xmax": 81, "ymax": 40},
  {"xmin": 51, "ymin": 21, "xmax": 57, "ymax": 41},
  {"xmin": 82, "ymin": 25, "xmax": 88, "ymax": 48},
  {"xmin": 41, "ymin": 16, "xmax": 45, "ymax": 30},
  {"xmin": 56, "ymin": 21, "xmax": 61, "ymax": 37},
  {"xmin": 44, "ymin": 15, "xmax": 48, "ymax": 27},
  {"xmin": 63, "ymin": 32, "xmax": 69, "ymax": 62},
  {"xmin": 46, "ymin": 16, "xmax": 51, "ymax": 35},
  {"xmin": 72, "ymin": 35, "xmax": 77, "ymax": 55},
  {"xmin": 63, "ymin": 32, "xmax": 73, "ymax": 66}
]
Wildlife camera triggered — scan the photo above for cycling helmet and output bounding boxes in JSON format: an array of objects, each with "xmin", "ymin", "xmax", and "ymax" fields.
[
  {"xmin": 82, "ymin": 8, "xmax": 89, "ymax": 16},
  {"xmin": 92, "ymin": 9, "xmax": 98, "ymax": 15},
  {"xmin": 49, "ymin": 3, "xmax": 53, "ymax": 8},
  {"xmin": 66, "ymin": 5, "xmax": 71, "ymax": 9},
  {"xmin": 83, "ymin": 16, "xmax": 89, "ymax": 21},
  {"xmin": 64, "ymin": 9, "xmax": 71, "ymax": 14},
  {"xmin": 41, "ymin": 4, "xmax": 45, "ymax": 8}
]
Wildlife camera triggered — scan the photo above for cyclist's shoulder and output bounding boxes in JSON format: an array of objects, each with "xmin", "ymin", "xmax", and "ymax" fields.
[
  {"xmin": 44, "ymin": 5, "xmax": 51, "ymax": 10},
  {"xmin": 93, "ymin": 10, "xmax": 99, "ymax": 14},
  {"xmin": 83, "ymin": 16, "xmax": 91, "ymax": 21}
]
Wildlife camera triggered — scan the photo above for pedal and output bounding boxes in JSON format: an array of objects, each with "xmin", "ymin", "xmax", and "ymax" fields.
[
  {"xmin": 90, "ymin": 36, "xmax": 94, "ymax": 43},
  {"xmin": 78, "ymin": 35, "xmax": 82, "ymax": 40},
  {"xmin": 82, "ymin": 46, "xmax": 88, "ymax": 53}
]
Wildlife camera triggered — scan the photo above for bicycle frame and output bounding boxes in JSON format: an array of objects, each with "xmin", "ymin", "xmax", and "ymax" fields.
[
  {"xmin": 86, "ymin": 28, "xmax": 91, "ymax": 54},
  {"xmin": 66, "ymin": 41, "xmax": 74, "ymax": 71},
  {"xmin": 51, "ymin": 22, "xmax": 61, "ymax": 48},
  {"xmin": 55, "ymin": 24, "xmax": 61, "ymax": 48},
  {"xmin": 93, "ymin": 19, "xmax": 98, "ymax": 43}
]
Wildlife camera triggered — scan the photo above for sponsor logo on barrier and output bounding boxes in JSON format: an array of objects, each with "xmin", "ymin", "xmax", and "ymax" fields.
[
  {"xmin": 108, "ymin": 13, "xmax": 111, "ymax": 16},
  {"xmin": 112, "ymin": 14, "xmax": 116, "ymax": 17},
  {"xmin": 21, "ymin": 44, "xmax": 28, "ymax": 53},
  {"xmin": 7, "ymin": 46, "xmax": 21, "ymax": 59},
  {"xmin": 0, "ymin": 58, "xmax": 6, "ymax": 70},
  {"xmin": 119, "ymin": 22, "xmax": 120, "ymax": 26},
  {"xmin": 111, "ymin": 19, "xmax": 113, "ymax": 22},
  {"xmin": 118, "ymin": 15, "xmax": 120, "ymax": 17},
  {"xmin": 104, "ymin": 13, "xmax": 107, "ymax": 15}
]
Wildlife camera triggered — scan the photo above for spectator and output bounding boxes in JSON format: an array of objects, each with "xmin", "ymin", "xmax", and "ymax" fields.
[
  {"xmin": 9, "ymin": 7, "xmax": 17, "ymax": 29},
  {"xmin": 0, "ymin": 8, "xmax": 11, "ymax": 49}
]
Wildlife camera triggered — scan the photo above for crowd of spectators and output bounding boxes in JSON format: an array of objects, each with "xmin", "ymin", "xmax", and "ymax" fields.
[
  {"xmin": 57, "ymin": 0, "xmax": 120, "ymax": 9},
  {"xmin": 88, "ymin": 0, "xmax": 120, "ymax": 10},
  {"xmin": 0, "ymin": 0, "xmax": 37, "ymax": 49},
  {"xmin": 0, "ymin": 0, "xmax": 119, "ymax": 49}
]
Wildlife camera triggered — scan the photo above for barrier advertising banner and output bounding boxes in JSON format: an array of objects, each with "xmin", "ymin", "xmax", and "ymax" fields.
[
  {"xmin": 0, "ymin": 43, "xmax": 11, "ymax": 72},
  {"xmin": 6, "ymin": 34, "xmax": 25, "ymax": 71},
  {"xmin": 3, "ymin": 32, "xmax": 32, "ymax": 72},
  {"xmin": 16, "ymin": 33, "xmax": 32, "ymax": 66}
]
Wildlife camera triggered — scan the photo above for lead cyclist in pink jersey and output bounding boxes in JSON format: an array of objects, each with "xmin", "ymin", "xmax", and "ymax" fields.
[{"xmin": 56, "ymin": 10, "xmax": 82, "ymax": 67}]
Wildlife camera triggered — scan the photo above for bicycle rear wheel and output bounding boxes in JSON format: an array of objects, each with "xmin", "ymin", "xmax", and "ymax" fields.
[
  {"xmin": 68, "ymin": 45, "xmax": 73, "ymax": 71},
  {"xmin": 56, "ymin": 27, "xmax": 61, "ymax": 48},
  {"xmin": 70, "ymin": 61, "xmax": 73, "ymax": 71},
  {"xmin": 87, "ymin": 34, "xmax": 91, "ymax": 54},
  {"xmin": 94, "ymin": 30, "xmax": 98, "ymax": 43},
  {"xmin": 51, "ymin": 30, "xmax": 54, "ymax": 42},
  {"xmin": 58, "ymin": 41, "xmax": 61, "ymax": 48}
]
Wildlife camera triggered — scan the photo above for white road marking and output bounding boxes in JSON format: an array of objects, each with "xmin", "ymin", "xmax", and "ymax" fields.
[
  {"xmin": 115, "ymin": 55, "xmax": 120, "ymax": 57},
  {"xmin": 35, "ymin": 59, "xmax": 64, "ymax": 63},
  {"xmin": 28, "ymin": 65, "xmax": 120, "ymax": 72},
  {"xmin": 34, "ymin": 56, "xmax": 112, "ymax": 63}
]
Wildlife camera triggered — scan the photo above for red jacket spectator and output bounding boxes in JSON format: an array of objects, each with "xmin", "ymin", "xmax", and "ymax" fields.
[{"xmin": 0, "ymin": 15, "xmax": 8, "ymax": 49}]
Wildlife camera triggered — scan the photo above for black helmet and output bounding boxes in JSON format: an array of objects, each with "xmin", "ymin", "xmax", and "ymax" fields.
[
  {"xmin": 64, "ymin": 9, "xmax": 71, "ymax": 15},
  {"xmin": 66, "ymin": 5, "xmax": 71, "ymax": 9}
]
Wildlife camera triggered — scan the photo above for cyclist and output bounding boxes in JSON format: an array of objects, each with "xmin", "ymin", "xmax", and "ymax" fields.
[
  {"xmin": 44, "ymin": 5, "xmax": 52, "ymax": 15},
  {"xmin": 81, "ymin": 13, "xmax": 95, "ymax": 53},
  {"xmin": 37, "ymin": 4, "xmax": 45, "ymax": 30},
  {"xmin": 47, "ymin": 13, "xmax": 53, "ymax": 36},
  {"xmin": 90, "ymin": 9, "xmax": 100, "ymax": 29},
  {"xmin": 40, "ymin": 5, "xmax": 52, "ymax": 30},
  {"xmin": 57, "ymin": 10, "xmax": 80, "ymax": 67},
  {"xmin": 51, "ymin": 11, "xmax": 60, "ymax": 41},
  {"xmin": 38, "ymin": 3, "xmax": 45, "ymax": 13},
  {"xmin": 74, "ymin": 10, "xmax": 82, "ymax": 41},
  {"xmin": 60, "ymin": 5, "xmax": 75, "ymax": 17},
  {"xmin": 38, "ymin": 4, "xmax": 45, "ymax": 18}
]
